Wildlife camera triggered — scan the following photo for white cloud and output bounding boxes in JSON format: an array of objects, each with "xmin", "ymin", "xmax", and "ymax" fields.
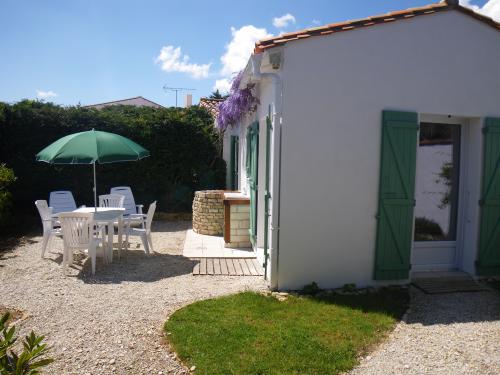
[
  {"xmin": 312, "ymin": 19, "xmax": 322, "ymax": 26},
  {"xmin": 461, "ymin": 0, "xmax": 500, "ymax": 21},
  {"xmin": 213, "ymin": 78, "xmax": 232, "ymax": 93},
  {"xmin": 155, "ymin": 45, "xmax": 211, "ymax": 79},
  {"xmin": 36, "ymin": 90, "xmax": 58, "ymax": 99},
  {"xmin": 212, "ymin": 24, "xmax": 273, "ymax": 94},
  {"xmin": 220, "ymin": 25, "xmax": 271, "ymax": 77},
  {"xmin": 273, "ymin": 13, "xmax": 296, "ymax": 29}
]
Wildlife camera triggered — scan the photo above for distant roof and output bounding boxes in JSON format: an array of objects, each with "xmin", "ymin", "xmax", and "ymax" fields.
[
  {"xmin": 255, "ymin": 1, "xmax": 500, "ymax": 53},
  {"xmin": 84, "ymin": 96, "xmax": 164, "ymax": 109},
  {"xmin": 199, "ymin": 98, "xmax": 224, "ymax": 118}
]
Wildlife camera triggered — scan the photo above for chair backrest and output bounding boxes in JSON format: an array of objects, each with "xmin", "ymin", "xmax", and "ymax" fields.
[
  {"xmin": 35, "ymin": 200, "xmax": 53, "ymax": 231},
  {"xmin": 49, "ymin": 191, "xmax": 77, "ymax": 214},
  {"xmin": 145, "ymin": 201, "xmax": 157, "ymax": 231},
  {"xmin": 59, "ymin": 212, "xmax": 94, "ymax": 249},
  {"xmin": 99, "ymin": 194, "xmax": 125, "ymax": 208},
  {"xmin": 110, "ymin": 186, "xmax": 136, "ymax": 216}
]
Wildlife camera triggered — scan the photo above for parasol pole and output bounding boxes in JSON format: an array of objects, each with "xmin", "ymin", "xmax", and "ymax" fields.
[{"xmin": 93, "ymin": 161, "xmax": 97, "ymax": 212}]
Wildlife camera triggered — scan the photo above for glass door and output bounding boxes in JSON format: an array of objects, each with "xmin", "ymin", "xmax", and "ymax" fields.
[{"xmin": 412, "ymin": 122, "xmax": 461, "ymax": 270}]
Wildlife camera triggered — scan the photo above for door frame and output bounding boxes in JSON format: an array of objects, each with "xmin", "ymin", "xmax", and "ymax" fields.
[
  {"xmin": 411, "ymin": 114, "xmax": 471, "ymax": 272},
  {"xmin": 247, "ymin": 121, "xmax": 259, "ymax": 246}
]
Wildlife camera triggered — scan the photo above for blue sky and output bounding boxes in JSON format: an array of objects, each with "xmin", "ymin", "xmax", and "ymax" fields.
[{"xmin": 0, "ymin": 0, "xmax": 493, "ymax": 107}]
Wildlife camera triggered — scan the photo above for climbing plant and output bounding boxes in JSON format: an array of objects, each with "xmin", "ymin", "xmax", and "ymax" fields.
[{"xmin": 216, "ymin": 71, "xmax": 259, "ymax": 130}]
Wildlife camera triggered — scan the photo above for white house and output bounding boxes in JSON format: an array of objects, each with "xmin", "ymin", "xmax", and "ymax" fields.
[
  {"xmin": 84, "ymin": 96, "xmax": 164, "ymax": 109},
  {"xmin": 223, "ymin": 0, "xmax": 500, "ymax": 290}
]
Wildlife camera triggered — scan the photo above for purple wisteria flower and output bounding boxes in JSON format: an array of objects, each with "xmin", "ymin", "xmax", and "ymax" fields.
[{"xmin": 216, "ymin": 71, "xmax": 259, "ymax": 130}]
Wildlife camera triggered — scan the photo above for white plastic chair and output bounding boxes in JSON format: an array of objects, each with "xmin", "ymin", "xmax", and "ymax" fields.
[
  {"xmin": 35, "ymin": 200, "xmax": 62, "ymax": 258},
  {"xmin": 124, "ymin": 201, "xmax": 156, "ymax": 255},
  {"xmin": 99, "ymin": 194, "xmax": 125, "ymax": 208},
  {"xmin": 59, "ymin": 212, "xmax": 104, "ymax": 275},
  {"xmin": 49, "ymin": 191, "xmax": 77, "ymax": 214},
  {"xmin": 110, "ymin": 186, "xmax": 144, "ymax": 227}
]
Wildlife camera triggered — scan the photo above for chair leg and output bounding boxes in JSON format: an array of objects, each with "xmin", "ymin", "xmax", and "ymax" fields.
[
  {"xmin": 124, "ymin": 231, "xmax": 130, "ymax": 251},
  {"xmin": 147, "ymin": 232, "xmax": 154, "ymax": 253},
  {"xmin": 40, "ymin": 231, "xmax": 50, "ymax": 258},
  {"xmin": 89, "ymin": 243, "xmax": 97, "ymax": 275},
  {"xmin": 140, "ymin": 233, "xmax": 150, "ymax": 255}
]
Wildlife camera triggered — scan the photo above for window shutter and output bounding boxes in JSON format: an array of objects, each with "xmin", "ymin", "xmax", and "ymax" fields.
[
  {"xmin": 374, "ymin": 110, "xmax": 418, "ymax": 280},
  {"xmin": 248, "ymin": 122, "xmax": 259, "ymax": 245},
  {"xmin": 477, "ymin": 117, "xmax": 500, "ymax": 276},
  {"xmin": 229, "ymin": 136, "xmax": 239, "ymax": 190}
]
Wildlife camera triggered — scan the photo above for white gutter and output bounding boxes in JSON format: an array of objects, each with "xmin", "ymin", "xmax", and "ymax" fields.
[{"xmin": 247, "ymin": 52, "xmax": 284, "ymax": 291}]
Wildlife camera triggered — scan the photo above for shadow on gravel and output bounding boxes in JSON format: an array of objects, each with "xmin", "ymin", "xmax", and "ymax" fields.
[
  {"xmin": 0, "ymin": 236, "xmax": 39, "ymax": 266},
  {"xmin": 403, "ymin": 287, "xmax": 500, "ymax": 325},
  {"xmin": 77, "ymin": 250, "xmax": 195, "ymax": 284}
]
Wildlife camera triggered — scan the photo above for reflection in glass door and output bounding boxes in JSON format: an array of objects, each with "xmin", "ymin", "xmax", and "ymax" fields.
[{"xmin": 413, "ymin": 123, "xmax": 461, "ymax": 269}]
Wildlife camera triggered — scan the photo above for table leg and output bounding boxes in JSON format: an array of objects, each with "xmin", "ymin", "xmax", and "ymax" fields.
[
  {"xmin": 107, "ymin": 221, "xmax": 113, "ymax": 263},
  {"xmin": 117, "ymin": 215, "xmax": 123, "ymax": 259}
]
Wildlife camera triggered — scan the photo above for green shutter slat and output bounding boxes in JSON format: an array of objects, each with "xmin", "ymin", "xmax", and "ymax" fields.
[
  {"xmin": 235, "ymin": 137, "xmax": 239, "ymax": 188},
  {"xmin": 229, "ymin": 136, "xmax": 236, "ymax": 190},
  {"xmin": 229, "ymin": 136, "xmax": 239, "ymax": 190},
  {"xmin": 477, "ymin": 117, "xmax": 500, "ymax": 276},
  {"xmin": 374, "ymin": 110, "xmax": 418, "ymax": 280}
]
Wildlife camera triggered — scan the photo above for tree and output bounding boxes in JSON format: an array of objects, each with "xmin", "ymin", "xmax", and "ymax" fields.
[{"xmin": 209, "ymin": 90, "xmax": 228, "ymax": 100}]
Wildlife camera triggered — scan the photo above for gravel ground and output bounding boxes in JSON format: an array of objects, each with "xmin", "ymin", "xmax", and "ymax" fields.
[
  {"xmin": 349, "ymin": 287, "xmax": 500, "ymax": 375},
  {"xmin": 0, "ymin": 221, "xmax": 267, "ymax": 375}
]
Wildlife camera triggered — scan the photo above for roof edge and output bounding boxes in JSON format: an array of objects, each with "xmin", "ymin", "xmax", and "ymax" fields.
[
  {"xmin": 84, "ymin": 96, "xmax": 165, "ymax": 108},
  {"xmin": 254, "ymin": 2, "xmax": 500, "ymax": 53}
]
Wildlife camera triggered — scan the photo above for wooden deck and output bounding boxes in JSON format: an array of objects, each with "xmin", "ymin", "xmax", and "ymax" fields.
[{"xmin": 191, "ymin": 258, "xmax": 264, "ymax": 276}]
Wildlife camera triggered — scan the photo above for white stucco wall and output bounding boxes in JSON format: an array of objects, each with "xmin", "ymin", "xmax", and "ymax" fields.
[{"xmin": 274, "ymin": 10, "xmax": 500, "ymax": 290}]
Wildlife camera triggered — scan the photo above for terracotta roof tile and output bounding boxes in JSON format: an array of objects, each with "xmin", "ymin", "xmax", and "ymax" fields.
[
  {"xmin": 199, "ymin": 98, "xmax": 224, "ymax": 119},
  {"xmin": 254, "ymin": 2, "xmax": 500, "ymax": 53}
]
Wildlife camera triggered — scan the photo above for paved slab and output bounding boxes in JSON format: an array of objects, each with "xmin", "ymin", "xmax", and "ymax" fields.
[{"xmin": 182, "ymin": 229, "xmax": 255, "ymax": 258}]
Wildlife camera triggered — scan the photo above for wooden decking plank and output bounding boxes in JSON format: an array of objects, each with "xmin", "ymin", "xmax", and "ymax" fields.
[
  {"xmin": 220, "ymin": 258, "xmax": 229, "ymax": 275},
  {"xmin": 252, "ymin": 259, "xmax": 264, "ymax": 276},
  {"xmin": 235, "ymin": 259, "xmax": 245, "ymax": 275},
  {"xmin": 192, "ymin": 258, "xmax": 200, "ymax": 275},
  {"xmin": 226, "ymin": 258, "xmax": 237, "ymax": 275},
  {"xmin": 214, "ymin": 258, "xmax": 221, "ymax": 274},
  {"xmin": 207, "ymin": 258, "xmax": 214, "ymax": 275},
  {"xmin": 245, "ymin": 258, "xmax": 259, "ymax": 276},
  {"xmin": 200, "ymin": 258, "xmax": 207, "ymax": 275},
  {"xmin": 191, "ymin": 257, "xmax": 264, "ymax": 276},
  {"xmin": 239, "ymin": 258, "xmax": 251, "ymax": 275}
]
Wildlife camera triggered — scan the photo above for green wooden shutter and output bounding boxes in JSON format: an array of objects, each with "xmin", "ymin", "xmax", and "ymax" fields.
[
  {"xmin": 229, "ymin": 136, "xmax": 239, "ymax": 190},
  {"xmin": 229, "ymin": 136, "xmax": 235, "ymax": 189},
  {"xmin": 245, "ymin": 130, "xmax": 251, "ymax": 175},
  {"xmin": 374, "ymin": 110, "xmax": 418, "ymax": 280},
  {"xmin": 248, "ymin": 121, "xmax": 259, "ymax": 245},
  {"xmin": 477, "ymin": 118, "xmax": 500, "ymax": 276}
]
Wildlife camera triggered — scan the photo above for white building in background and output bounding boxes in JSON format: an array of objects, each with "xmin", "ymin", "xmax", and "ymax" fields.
[{"xmin": 84, "ymin": 96, "xmax": 164, "ymax": 109}]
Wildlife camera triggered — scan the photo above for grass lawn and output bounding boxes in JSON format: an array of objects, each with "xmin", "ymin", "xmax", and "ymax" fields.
[{"xmin": 164, "ymin": 289, "xmax": 408, "ymax": 375}]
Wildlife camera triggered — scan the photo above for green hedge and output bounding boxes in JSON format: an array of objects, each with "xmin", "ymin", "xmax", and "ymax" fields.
[
  {"xmin": 0, "ymin": 164, "xmax": 16, "ymax": 227},
  {"xmin": 0, "ymin": 100, "xmax": 225, "ymax": 226}
]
